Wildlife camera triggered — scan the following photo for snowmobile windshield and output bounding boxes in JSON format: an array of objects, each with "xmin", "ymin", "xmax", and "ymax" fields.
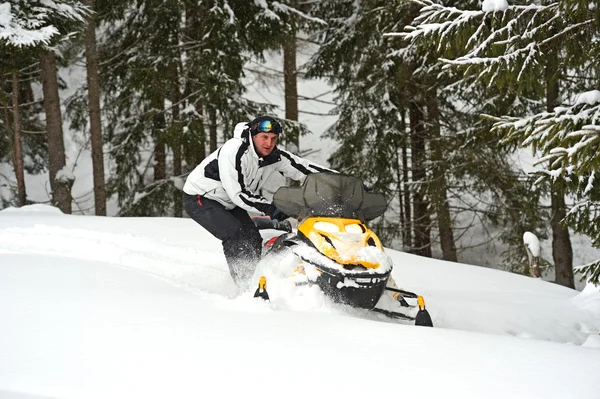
[{"xmin": 273, "ymin": 173, "xmax": 387, "ymax": 222}]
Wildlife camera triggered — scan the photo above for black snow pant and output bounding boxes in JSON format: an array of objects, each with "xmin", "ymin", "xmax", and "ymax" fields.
[{"xmin": 183, "ymin": 193, "xmax": 263, "ymax": 287}]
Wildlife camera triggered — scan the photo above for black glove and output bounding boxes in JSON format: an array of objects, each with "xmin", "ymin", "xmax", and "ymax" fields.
[
  {"xmin": 252, "ymin": 216, "xmax": 292, "ymax": 232},
  {"xmin": 273, "ymin": 219, "xmax": 292, "ymax": 233},
  {"xmin": 267, "ymin": 203, "xmax": 289, "ymax": 222}
]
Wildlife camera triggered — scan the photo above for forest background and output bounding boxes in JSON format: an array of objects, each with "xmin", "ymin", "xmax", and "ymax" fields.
[{"xmin": 1, "ymin": 0, "xmax": 600, "ymax": 290}]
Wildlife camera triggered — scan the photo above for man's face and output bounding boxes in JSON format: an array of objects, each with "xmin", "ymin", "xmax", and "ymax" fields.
[{"xmin": 252, "ymin": 132, "xmax": 278, "ymax": 157}]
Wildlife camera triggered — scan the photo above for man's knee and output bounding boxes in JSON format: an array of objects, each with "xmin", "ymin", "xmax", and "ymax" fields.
[
  {"xmin": 223, "ymin": 227, "xmax": 263, "ymax": 286},
  {"xmin": 223, "ymin": 227, "xmax": 262, "ymax": 260}
]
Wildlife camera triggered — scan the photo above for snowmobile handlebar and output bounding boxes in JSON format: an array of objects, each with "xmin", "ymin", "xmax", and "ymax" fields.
[{"xmin": 252, "ymin": 216, "xmax": 293, "ymax": 232}]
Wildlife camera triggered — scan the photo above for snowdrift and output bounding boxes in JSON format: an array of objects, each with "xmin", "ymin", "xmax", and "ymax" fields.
[{"xmin": 1, "ymin": 205, "xmax": 599, "ymax": 399}]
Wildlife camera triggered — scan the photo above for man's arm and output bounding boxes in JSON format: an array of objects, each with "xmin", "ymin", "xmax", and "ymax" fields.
[{"xmin": 277, "ymin": 149, "xmax": 337, "ymax": 182}]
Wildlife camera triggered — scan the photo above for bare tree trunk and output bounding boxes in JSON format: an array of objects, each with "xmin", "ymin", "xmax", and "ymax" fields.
[
  {"xmin": 208, "ymin": 106, "xmax": 217, "ymax": 153},
  {"xmin": 11, "ymin": 58, "xmax": 26, "ymax": 206},
  {"xmin": 427, "ymin": 87, "xmax": 457, "ymax": 262},
  {"xmin": 195, "ymin": 100, "xmax": 206, "ymax": 165},
  {"xmin": 40, "ymin": 50, "xmax": 72, "ymax": 214},
  {"xmin": 400, "ymin": 111, "xmax": 412, "ymax": 251},
  {"xmin": 283, "ymin": 2, "xmax": 299, "ymax": 147},
  {"xmin": 551, "ymin": 184, "xmax": 574, "ymax": 288},
  {"xmin": 546, "ymin": 53, "xmax": 574, "ymax": 288},
  {"xmin": 185, "ymin": 2, "xmax": 206, "ymax": 166},
  {"xmin": 3, "ymin": 106, "xmax": 15, "ymax": 166},
  {"xmin": 172, "ymin": 83, "xmax": 183, "ymax": 217},
  {"xmin": 409, "ymin": 96, "xmax": 431, "ymax": 258},
  {"xmin": 283, "ymin": 9, "xmax": 300, "ymax": 187},
  {"xmin": 83, "ymin": 0, "xmax": 107, "ymax": 216},
  {"xmin": 152, "ymin": 96, "xmax": 166, "ymax": 181}
]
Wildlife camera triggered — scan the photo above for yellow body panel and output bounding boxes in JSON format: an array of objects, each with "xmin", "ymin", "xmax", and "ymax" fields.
[{"xmin": 297, "ymin": 217, "xmax": 384, "ymax": 270}]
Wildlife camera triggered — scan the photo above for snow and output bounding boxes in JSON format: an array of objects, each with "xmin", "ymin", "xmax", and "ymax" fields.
[
  {"xmin": 55, "ymin": 166, "xmax": 75, "ymax": 183},
  {"xmin": 482, "ymin": 0, "xmax": 509, "ymax": 12},
  {"xmin": 0, "ymin": 3, "xmax": 11, "ymax": 26},
  {"xmin": 1, "ymin": 205, "xmax": 600, "ymax": 398},
  {"xmin": 0, "ymin": 1, "xmax": 87, "ymax": 47},
  {"xmin": 523, "ymin": 231, "xmax": 541, "ymax": 257},
  {"xmin": 575, "ymin": 90, "xmax": 600, "ymax": 105},
  {"xmin": 0, "ymin": 11, "xmax": 59, "ymax": 47}
]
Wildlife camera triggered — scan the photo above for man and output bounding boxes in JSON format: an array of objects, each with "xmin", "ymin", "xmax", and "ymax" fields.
[{"xmin": 183, "ymin": 116, "xmax": 333, "ymax": 288}]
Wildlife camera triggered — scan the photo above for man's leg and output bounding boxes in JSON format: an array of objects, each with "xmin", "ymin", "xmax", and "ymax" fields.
[
  {"xmin": 221, "ymin": 206, "xmax": 263, "ymax": 285},
  {"xmin": 183, "ymin": 193, "xmax": 262, "ymax": 286}
]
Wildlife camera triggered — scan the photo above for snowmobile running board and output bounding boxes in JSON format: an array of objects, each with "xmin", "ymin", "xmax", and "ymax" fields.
[
  {"xmin": 384, "ymin": 286, "xmax": 419, "ymax": 299},
  {"xmin": 372, "ymin": 307, "xmax": 434, "ymax": 327},
  {"xmin": 371, "ymin": 308, "xmax": 416, "ymax": 321}
]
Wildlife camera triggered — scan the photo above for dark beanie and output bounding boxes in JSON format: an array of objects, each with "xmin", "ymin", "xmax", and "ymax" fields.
[{"xmin": 248, "ymin": 116, "xmax": 282, "ymax": 136}]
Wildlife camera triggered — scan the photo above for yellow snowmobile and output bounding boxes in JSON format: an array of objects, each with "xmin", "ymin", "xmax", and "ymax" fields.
[{"xmin": 253, "ymin": 173, "xmax": 433, "ymax": 327}]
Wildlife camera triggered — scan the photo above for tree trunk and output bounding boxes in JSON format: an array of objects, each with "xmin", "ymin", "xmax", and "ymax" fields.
[
  {"xmin": 83, "ymin": 0, "xmax": 107, "ymax": 216},
  {"xmin": 400, "ymin": 112, "xmax": 412, "ymax": 251},
  {"xmin": 551, "ymin": 184, "xmax": 574, "ymax": 288},
  {"xmin": 409, "ymin": 96, "xmax": 431, "ymax": 258},
  {"xmin": 208, "ymin": 105, "xmax": 217, "ymax": 153},
  {"xmin": 427, "ymin": 87, "xmax": 457, "ymax": 262},
  {"xmin": 40, "ymin": 50, "xmax": 72, "ymax": 214},
  {"xmin": 194, "ymin": 101, "xmax": 206, "ymax": 165},
  {"xmin": 283, "ymin": 9, "xmax": 300, "ymax": 187},
  {"xmin": 172, "ymin": 84, "xmax": 183, "ymax": 217},
  {"xmin": 283, "ymin": 3, "xmax": 299, "ymax": 148},
  {"xmin": 153, "ymin": 96, "xmax": 166, "ymax": 181},
  {"xmin": 184, "ymin": 3, "xmax": 206, "ymax": 166},
  {"xmin": 11, "ymin": 58, "xmax": 27, "ymax": 206},
  {"xmin": 546, "ymin": 53, "xmax": 574, "ymax": 288}
]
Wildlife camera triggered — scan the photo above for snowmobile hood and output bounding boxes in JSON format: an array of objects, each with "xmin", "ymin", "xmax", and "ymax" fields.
[
  {"xmin": 291, "ymin": 217, "xmax": 393, "ymax": 310},
  {"xmin": 297, "ymin": 217, "xmax": 392, "ymax": 273},
  {"xmin": 273, "ymin": 173, "xmax": 387, "ymax": 223}
]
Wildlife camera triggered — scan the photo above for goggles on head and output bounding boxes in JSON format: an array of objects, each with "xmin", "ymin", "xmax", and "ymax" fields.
[{"xmin": 252, "ymin": 118, "xmax": 282, "ymax": 135}]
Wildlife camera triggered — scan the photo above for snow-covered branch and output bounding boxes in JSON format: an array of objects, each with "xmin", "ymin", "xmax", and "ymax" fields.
[
  {"xmin": 390, "ymin": 0, "xmax": 592, "ymax": 90},
  {"xmin": 0, "ymin": 0, "xmax": 89, "ymax": 48},
  {"xmin": 495, "ymin": 90, "xmax": 600, "ymax": 185}
]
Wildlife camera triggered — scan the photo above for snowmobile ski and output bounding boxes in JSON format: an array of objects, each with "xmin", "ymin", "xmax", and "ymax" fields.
[
  {"xmin": 371, "ymin": 308, "xmax": 418, "ymax": 321},
  {"xmin": 414, "ymin": 296, "xmax": 433, "ymax": 327},
  {"xmin": 253, "ymin": 276, "xmax": 270, "ymax": 301}
]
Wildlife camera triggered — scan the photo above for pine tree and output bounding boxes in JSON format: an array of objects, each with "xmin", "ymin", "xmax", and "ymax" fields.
[
  {"xmin": 93, "ymin": 0, "xmax": 301, "ymax": 216},
  {"xmin": 307, "ymin": 0, "xmax": 540, "ymax": 269},
  {"xmin": 399, "ymin": 0, "xmax": 600, "ymax": 285},
  {"xmin": 0, "ymin": 0, "xmax": 88, "ymax": 210},
  {"xmin": 306, "ymin": 0, "xmax": 425, "ymax": 249}
]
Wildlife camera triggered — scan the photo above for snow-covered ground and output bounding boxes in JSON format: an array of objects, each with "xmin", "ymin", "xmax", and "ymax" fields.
[{"xmin": 1, "ymin": 205, "xmax": 599, "ymax": 399}]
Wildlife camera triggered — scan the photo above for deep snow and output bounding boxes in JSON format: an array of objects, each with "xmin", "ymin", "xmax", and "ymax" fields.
[{"xmin": 1, "ymin": 205, "xmax": 599, "ymax": 399}]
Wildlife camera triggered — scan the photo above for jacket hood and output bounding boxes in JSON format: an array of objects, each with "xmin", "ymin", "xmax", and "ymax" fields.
[{"xmin": 234, "ymin": 122, "xmax": 249, "ymax": 139}]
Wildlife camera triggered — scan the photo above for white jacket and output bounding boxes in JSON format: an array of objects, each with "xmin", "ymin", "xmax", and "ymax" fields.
[{"xmin": 183, "ymin": 122, "xmax": 333, "ymax": 215}]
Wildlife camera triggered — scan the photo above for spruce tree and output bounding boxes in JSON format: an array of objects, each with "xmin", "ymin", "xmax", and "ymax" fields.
[
  {"xmin": 399, "ymin": 0, "xmax": 600, "ymax": 284},
  {"xmin": 0, "ymin": 0, "xmax": 88, "ymax": 210},
  {"xmin": 307, "ymin": 0, "xmax": 540, "ymax": 271},
  {"xmin": 92, "ymin": 0, "xmax": 306, "ymax": 216}
]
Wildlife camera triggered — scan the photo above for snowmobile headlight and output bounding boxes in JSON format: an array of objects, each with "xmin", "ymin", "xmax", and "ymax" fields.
[
  {"xmin": 344, "ymin": 223, "xmax": 365, "ymax": 234},
  {"xmin": 313, "ymin": 221, "xmax": 340, "ymax": 233}
]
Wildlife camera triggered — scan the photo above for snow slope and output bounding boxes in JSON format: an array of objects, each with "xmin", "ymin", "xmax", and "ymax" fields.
[{"xmin": 1, "ymin": 205, "xmax": 599, "ymax": 399}]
